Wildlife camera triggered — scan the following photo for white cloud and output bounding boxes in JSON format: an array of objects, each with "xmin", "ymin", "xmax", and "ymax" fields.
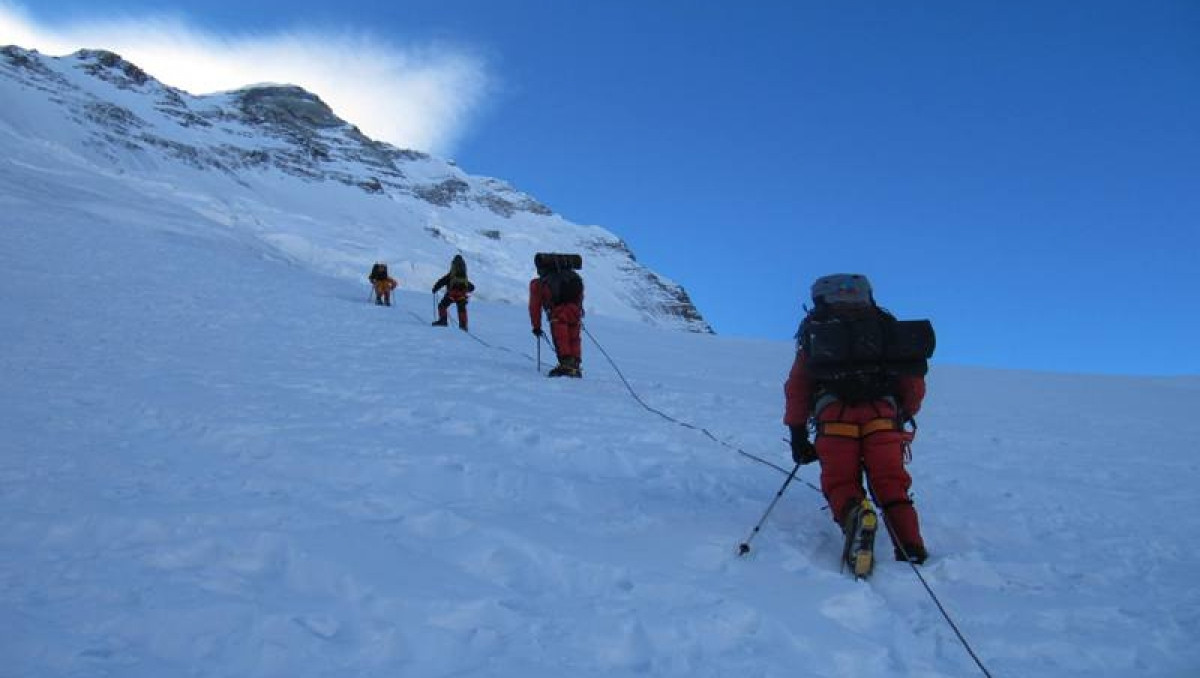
[{"xmin": 0, "ymin": 3, "xmax": 490, "ymax": 154}]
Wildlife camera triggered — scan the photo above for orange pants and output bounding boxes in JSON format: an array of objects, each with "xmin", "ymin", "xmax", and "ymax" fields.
[
  {"xmin": 438, "ymin": 289, "xmax": 468, "ymax": 328},
  {"xmin": 372, "ymin": 278, "xmax": 397, "ymax": 302},
  {"xmin": 816, "ymin": 399, "xmax": 924, "ymax": 550},
  {"xmin": 549, "ymin": 303, "xmax": 582, "ymax": 361}
]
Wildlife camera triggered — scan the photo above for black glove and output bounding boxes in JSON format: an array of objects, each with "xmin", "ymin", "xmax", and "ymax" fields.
[
  {"xmin": 532, "ymin": 328, "xmax": 543, "ymax": 337},
  {"xmin": 789, "ymin": 426, "xmax": 818, "ymax": 465}
]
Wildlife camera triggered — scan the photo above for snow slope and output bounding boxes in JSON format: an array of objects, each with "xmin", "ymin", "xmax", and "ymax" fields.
[
  {"xmin": 4, "ymin": 47, "xmax": 1200, "ymax": 678},
  {"xmin": 0, "ymin": 45, "xmax": 709, "ymax": 333}
]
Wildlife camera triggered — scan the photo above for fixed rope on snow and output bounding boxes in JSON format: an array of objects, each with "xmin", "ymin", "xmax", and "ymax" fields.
[
  {"xmin": 865, "ymin": 480, "xmax": 996, "ymax": 678},
  {"xmin": 389, "ymin": 296, "xmax": 994, "ymax": 678},
  {"xmin": 582, "ymin": 323, "xmax": 996, "ymax": 678},
  {"xmin": 582, "ymin": 325, "xmax": 800, "ymax": 478},
  {"xmin": 404, "ymin": 300, "xmax": 540, "ymax": 364}
]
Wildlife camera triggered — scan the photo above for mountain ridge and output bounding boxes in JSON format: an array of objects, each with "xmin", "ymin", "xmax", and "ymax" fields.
[{"xmin": 0, "ymin": 44, "xmax": 711, "ymax": 332}]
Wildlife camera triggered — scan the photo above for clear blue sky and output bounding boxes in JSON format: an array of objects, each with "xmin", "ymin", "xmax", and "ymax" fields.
[{"xmin": 19, "ymin": 1, "xmax": 1200, "ymax": 375}]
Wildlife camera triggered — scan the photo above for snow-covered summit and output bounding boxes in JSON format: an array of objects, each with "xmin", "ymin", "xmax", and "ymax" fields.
[{"xmin": 0, "ymin": 44, "xmax": 710, "ymax": 332}]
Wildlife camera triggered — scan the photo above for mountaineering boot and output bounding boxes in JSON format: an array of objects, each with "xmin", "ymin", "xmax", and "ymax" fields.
[
  {"xmin": 375, "ymin": 298, "xmax": 384, "ymax": 305},
  {"xmin": 894, "ymin": 543, "xmax": 928, "ymax": 565},
  {"xmin": 548, "ymin": 361, "xmax": 570, "ymax": 377},
  {"xmin": 841, "ymin": 499, "xmax": 878, "ymax": 579},
  {"xmin": 431, "ymin": 318, "xmax": 448, "ymax": 327},
  {"xmin": 566, "ymin": 357, "xmax": 582, "ymax": 378}
]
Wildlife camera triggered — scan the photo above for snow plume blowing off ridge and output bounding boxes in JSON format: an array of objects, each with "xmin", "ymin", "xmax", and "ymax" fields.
[{"xmin": 0, "ymin": 2, "xmax": 489, "ymax": 154}]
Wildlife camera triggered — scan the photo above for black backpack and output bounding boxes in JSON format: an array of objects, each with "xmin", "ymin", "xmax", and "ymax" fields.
[
  {"xmin": 798, "ymin": 307, "xmax": 935, "ymax": 403},
  {"xmin": 534, "ymin": 252, "xmax": 583, "ymax": 273},
  {"xmin": 533, "ymin": 252, "xmax": 583, "ymax": 305},
  {"xmin": 447, "ymin": 256, "xmax": 471, "ymax": 291},
  {"xmin": 543, "ymin": 269, "xmax": 584, "ymax": 305}
]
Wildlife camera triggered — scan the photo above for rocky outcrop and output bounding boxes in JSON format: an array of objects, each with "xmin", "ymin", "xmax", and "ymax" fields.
[
  {"xmin": 76, "ymin": 49, "xmax": 151, "ymax": 88},
  {"xmin": 235, "ymin": 85, "xmax": 343, "ymax": 129}
]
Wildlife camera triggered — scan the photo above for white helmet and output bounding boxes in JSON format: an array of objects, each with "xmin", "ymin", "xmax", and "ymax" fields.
[{"xmin": 811, "ymin": 273, "xmax": 873, "ymax": 307}]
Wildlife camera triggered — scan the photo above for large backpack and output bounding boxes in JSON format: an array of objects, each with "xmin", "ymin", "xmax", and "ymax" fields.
[
  {"xmin": 544, "ymin": 269, "xmax": 584, "ymax": 305},
  {"xmin": 534, "ymin": 252, "xmax": 583, "ymax": 273},
  {"xmin": 798, "ymin": 307, "xmax": 935, "ymax": 403},
  {"xmin": 534, "ymin": 252, "xmax": 584, "ymax": 305},
  {"xmin": 447, "ymin": 255, "xmax": 470, "ymax": 292}
]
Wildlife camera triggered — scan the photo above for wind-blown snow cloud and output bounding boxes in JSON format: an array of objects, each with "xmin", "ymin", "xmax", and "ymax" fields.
[{"xmin": 0, "ymin": 3, "xmax": 489, "ymax": 154}]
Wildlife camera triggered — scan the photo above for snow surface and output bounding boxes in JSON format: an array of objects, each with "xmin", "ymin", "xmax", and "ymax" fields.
[{"xmin": 4, "ymin": 45, "xmax": 1200, "ymax": 678}]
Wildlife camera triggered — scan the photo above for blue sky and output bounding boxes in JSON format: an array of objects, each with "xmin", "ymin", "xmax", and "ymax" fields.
[{"xmin": 7, "ymin": 0, "xmax": 1199, "ymax": 375}]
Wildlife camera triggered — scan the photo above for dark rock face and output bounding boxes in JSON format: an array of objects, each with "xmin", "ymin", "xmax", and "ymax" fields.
[
  {"xmin": 639, "ymin": 273, "xmax": 712, "ymax": 331},
  {"xmin": 520, "ymin": 199, "xmax": 553, "ymax": 216},
  {"xmin": 1, "ymin": 46, "xmax": 69, "ymax": 92},
  {"xmin": 415, "ymin": 178, "xmax": 470, "ymax": 207},
  {"xmin": 83, "ymin": 102, "xmax": 145, "ymax": 133},
  {"xmin": 1, "ymin": 45, "xmax": 36, "ymax": 68},
  {"xmin": 76, "ymin": 49, "xmax": 151, "ymax": 88},
  {"xmin": 236, "ymin": 86, "xmax": 343, "ymax": 129}
]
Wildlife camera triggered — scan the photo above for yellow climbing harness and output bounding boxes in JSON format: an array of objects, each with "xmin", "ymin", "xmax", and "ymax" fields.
[{"xmin": 818, "ymin": 418, "xmax": 897, "ymax": 439}]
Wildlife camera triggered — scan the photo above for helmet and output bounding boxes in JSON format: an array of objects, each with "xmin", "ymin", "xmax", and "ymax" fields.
[{"xmin": 811, "ymin": 273, "xmax": 873, "ymax": 307}]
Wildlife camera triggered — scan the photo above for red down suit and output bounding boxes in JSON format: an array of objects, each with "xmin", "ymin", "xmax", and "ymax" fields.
[
  {"xmin": 784, "ymin": 350, "xmax": 927, "ymax": 551},
  {"xmin": 529, "ymin": 277, "xmax": 582, "ymax": 362}
]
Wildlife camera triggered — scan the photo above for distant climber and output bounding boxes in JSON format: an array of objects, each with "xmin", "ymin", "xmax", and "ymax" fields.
[
  {"xmin": 529, "ymin": 253, "xmax": 584, "ymax": 378},
  {"xmin": 431, "ymin": 254, "xmax": 475, "ymax": 330},
  {"xmin": 368, "ymin": 262, "xmax": 397, "ymax": 306},
  {"xmin": 783, "ymin": 273, "xmax": 936, "ymax": 576}
]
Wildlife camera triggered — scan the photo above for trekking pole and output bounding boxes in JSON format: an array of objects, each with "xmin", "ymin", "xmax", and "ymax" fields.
[
  {"xmin": 737, "ymin": 462, "xmax": 801, "ymax": 556},
  {"xmin": 536, "ymin": 334, "xmax": 542, "ymax": 372}
]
